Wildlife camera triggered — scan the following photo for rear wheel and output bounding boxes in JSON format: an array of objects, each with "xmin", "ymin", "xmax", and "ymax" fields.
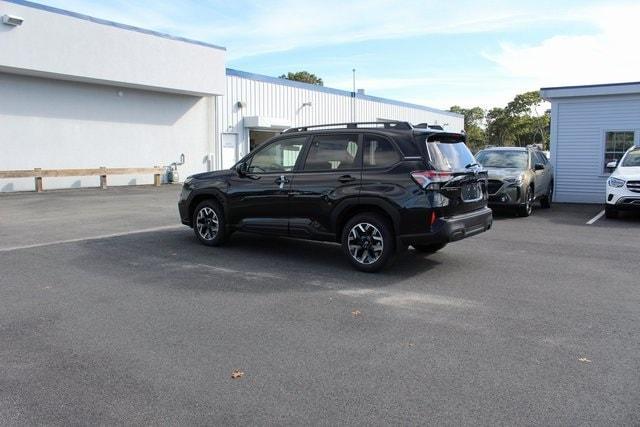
[
  {"xmin": 412, "ymin": 242, "xmax": 447, "ymax": 254},
  {"xmin": 605, "ymin": 204, "xmax": 618, "ymax": 219},
  {"xmin": 518, "ymin": 186, "xmax": 534, "ymax": 217},
  {"xmin": 193, "ymin": 200, "xmax": 226, "ymax": 246},
  {"xmin": 540, "ymin": 182, "xmax": 553, "ymax": 209},
  {"xmin": 342, "ymin": 213, "xmax": 395, "ymax": 273}
]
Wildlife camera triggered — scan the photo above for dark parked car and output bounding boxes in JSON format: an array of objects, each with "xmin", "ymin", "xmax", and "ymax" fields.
[
  {"xmin": 475, "ymin": 146, "xmax": 554, "ymax": 216},
  {"xmin": 179, "ymin": 122, "xmax": 493, "ymax": 272}
]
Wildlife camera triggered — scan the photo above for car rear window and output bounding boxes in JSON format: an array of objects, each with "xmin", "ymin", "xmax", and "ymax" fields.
[{"xmin": 426, "ymin": 139, "xmax": 476, "ymax": 172}]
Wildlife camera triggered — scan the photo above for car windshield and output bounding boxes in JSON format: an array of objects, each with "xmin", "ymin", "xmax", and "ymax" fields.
[
  {"xmin": 476, "ymin": 150, "xmax": 528, "ymax": 169},
  {"xmin": 621, "ymin": 150, "xmax": 640, "ymax": 167},
  {"xmin": 426, "ymin": 141, "xmax": 476, "ymax": 172}
]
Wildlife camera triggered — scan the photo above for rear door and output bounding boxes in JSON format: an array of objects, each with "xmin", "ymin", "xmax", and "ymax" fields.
[
  {"xmin": 533, "ymin": 150, "xmax": 551, "ymax": 196},
  {"xmin": 288, "ymin": 133, "xmax": 362, "ymax": 239}
]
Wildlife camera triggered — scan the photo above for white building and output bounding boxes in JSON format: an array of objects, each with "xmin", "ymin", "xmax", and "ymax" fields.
[
  {"xmin": 218, "ymin": 69, "xmax": 463, "ymax": 169},
  {"xmin": 0, "ymin": 0, "xmax": 462, "ymax": 192},
  {"xmin": 541, "ymin": 82, "xmax": 640, "ymax": 203}
]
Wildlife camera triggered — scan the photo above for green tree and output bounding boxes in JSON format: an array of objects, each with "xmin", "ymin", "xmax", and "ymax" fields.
[
  {"xmin": 485, "ymin": 91, "xmax": 550, "ymax": 149},
  {"xmin": 278, "ymin": 71, "xmax": 323, "ymax": 86},
  {"xmin": 449, "ymin": 105, "xmax": 486, "ymax": 152}
]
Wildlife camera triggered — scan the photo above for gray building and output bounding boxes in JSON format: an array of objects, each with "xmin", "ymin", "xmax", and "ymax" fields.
[{"xmin": 541, "ymin": 82, "xmax": 640, "ymax": 203}]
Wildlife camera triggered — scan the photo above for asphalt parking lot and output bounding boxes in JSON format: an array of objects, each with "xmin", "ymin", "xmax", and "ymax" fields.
[{"xmin": 1, "ymin": 186, "xmax": 639, "ymax": 425}]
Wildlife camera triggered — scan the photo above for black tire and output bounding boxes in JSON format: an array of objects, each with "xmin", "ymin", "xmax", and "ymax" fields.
[
  {"xmin": 412, "ymin": 242, "xmax": 447, "ymax": 254},
  {"xmin": 518, "ymin": 186, "xmax": 534, "ymax": 217},
  {"xmin": 605, "ymin": 204, "xmax": 618, "ymax": 219},
  {"xmin": 192, "ymin": 200, "xmax": 226, "ymax": 246},
  {"xmin": 540, "ymin": 182, "xmax": 553, "ymax": 209},
  {"xmin": 341, "ymin": 213, "xmax": 395, "ymax": 273}
]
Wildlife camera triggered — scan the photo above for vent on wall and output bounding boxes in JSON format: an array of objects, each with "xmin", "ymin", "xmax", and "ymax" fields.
[{"xmin": 2, "ymin": 14, "xmax": 24, "ymax": 26}]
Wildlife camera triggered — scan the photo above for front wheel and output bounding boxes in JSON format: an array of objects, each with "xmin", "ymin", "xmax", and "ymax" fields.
[
  {"xmin": 342, "ymin": 213, "xmax": 395, "ymax": 273},
  {"xmin": 605, "ymin": 204, "xmax": 618, "ymax": 219},
  {"xmin": 518, "ymin": 186, "xmax": 534, "ymax": 217},
  {"xmin": 193, "ymin": 200, "xmax": 226, "ymax": 246}
]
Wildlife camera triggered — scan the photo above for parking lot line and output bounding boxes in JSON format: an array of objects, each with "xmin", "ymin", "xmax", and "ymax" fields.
[
  {"xmin": 0, "ymin": 224, "xmax": 183, "ymax": 253},
  {"xmin": 586, "ymin": 210, "xmax": 605, "ymax": 225}
]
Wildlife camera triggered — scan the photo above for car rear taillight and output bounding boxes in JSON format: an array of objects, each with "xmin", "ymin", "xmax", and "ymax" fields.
[
  {"xmin": 410, "ymin": 170, "xmax": 452, "ymax": 189},
  {"xmin": 428, "ymin": 210, "xmax": 437, "ymax": 226}
]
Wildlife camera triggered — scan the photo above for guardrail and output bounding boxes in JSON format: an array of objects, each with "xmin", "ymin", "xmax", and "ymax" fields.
[{"xmin": 0, "ymin": 166, "xmax": 164, "ymax": 192}]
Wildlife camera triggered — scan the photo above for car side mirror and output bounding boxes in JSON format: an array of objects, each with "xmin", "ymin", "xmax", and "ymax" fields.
[
  {"xmin": 606, "ymin": 161, "xmax": 618, "ymax": 170},
  {"xmin": 534, "ymin": 163, "xmax": 545, "ymax": 171}
]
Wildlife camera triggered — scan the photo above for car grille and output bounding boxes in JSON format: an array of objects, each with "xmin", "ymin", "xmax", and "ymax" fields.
[
  {"xmin": 487, "ymin": 180, "xmax": 503, "ymax": 195},
  {"xmin": 627, "ymin": 181, "xmax": 640, "ymax": 193}
]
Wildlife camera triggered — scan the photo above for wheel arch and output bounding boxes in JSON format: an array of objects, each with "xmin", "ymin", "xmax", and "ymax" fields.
[
  {"xmin": 188, "ymin": 190, "xmax": 227, "ymax": 226},
  {"xmin": 333, "ymin": 197, "xmax": 400, "ymax": 242}
]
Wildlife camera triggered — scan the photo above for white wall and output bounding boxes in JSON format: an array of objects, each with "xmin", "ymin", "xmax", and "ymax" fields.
[
  {"xmin": 0, "ymin": 0, "xmax": 225, "ymax": 96},
  {"xmin": 218, "ymin": 70, "xmax": 463, "ymax": 169},
  {"xmin": 0, "ymin": 73, "xmax": 211, "ymax": 192},
  {"xmin": 550, "ymin": 94, "xmax": 640, "ymax": 203}
]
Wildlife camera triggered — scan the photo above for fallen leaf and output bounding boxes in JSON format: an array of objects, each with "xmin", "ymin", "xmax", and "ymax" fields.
[
  {"xmin": 231, "ymin": 369, "xmax": 244, "ymax": 379},
  {"xmin": 351, "ymin": 309, "xmax": 361, "ymax": 317},
  {"xmin": 578, "ymin": 357, "xmax": 591, "ymax": 363}
]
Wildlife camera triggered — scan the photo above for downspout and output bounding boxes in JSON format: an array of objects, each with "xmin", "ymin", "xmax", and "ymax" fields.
[{"xmin": 206, "ymin": 95, "xmax": 216, "ymax": 171}]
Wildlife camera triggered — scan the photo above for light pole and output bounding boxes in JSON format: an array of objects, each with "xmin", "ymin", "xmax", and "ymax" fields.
[{"xmin": 352, "ymin": 68, "xmax": 356, "ymax": 122}]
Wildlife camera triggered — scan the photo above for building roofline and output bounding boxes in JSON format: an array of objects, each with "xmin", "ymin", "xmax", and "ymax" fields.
[
  {"xmin": 226, "ymin": 68, "xmax": 462, "ymax": 118},
  {"xmin": 540, "ymin": 81, "xmax": 640, "ymax": 91},
  {"xmin": 3, "ymin": 0, "xmax": 226, "ymax": 51},
  {"xmin": 540, "ymin": 81, "xmax": 640, "ymax": 100}
]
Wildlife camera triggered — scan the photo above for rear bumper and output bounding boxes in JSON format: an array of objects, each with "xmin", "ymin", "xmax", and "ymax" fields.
[{"xmin": 400, "ymin": 207, "xmax": 493, "ymax": 245}]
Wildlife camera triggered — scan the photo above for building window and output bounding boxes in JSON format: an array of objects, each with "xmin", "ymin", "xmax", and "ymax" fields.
[{"xmin": 604, "ymin": 131, "xmax": 635, "ymax": 173}]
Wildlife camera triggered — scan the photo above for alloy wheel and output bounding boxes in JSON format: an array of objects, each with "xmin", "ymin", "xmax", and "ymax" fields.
[
  {"xmin": 196, "ymin": 207, "xmax": 219, "ymax": 240},
  {"xmin": 526, "ymin": 189, "xmax": 534, "ymax": 215},
  {"xmin": 347, "ymin": 222, "xmax": 384, "ymax": 265}
]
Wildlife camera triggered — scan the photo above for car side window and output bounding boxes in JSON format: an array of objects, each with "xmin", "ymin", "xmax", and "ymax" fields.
[
  {"xmin": 534, "ymin": 151, "xmax": 548, "ymax": 166},
  {"xmin": 248, "ymin": 137, "xmax": 305, "ymax": 173},
  {"xmin": 363, "ymin": 135, "xmax": 400, "ymax": 168},
  {"xmin": 303, "ymin": 134, "xmax": 360, "ymax": 171}
]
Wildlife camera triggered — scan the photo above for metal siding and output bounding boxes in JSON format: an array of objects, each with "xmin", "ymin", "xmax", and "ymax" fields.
[
  {"xmin": 554, "ymin": 95, "xmax": 640, "ymax": 203},
  {"xmin": 221, "ymin": 74, "xmax": 464, "ymax": 165}
]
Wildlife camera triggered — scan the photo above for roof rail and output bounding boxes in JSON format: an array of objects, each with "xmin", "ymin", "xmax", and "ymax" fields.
[
  {"xmin": 414, "ymin": 123, "xmax": 444, "ymax": 130},
  {"xmin": 282, "ymin": 121, "xmax": 413, "ymax": 133}
]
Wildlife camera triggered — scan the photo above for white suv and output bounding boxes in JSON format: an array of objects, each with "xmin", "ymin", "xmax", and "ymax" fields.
[{"xmin": 605, "ymin": 146, "xmax": 640, "ymax": 218}]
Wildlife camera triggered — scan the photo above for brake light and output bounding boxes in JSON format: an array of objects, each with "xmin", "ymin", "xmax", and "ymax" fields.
[
  {"xmin": 428, "ymin": 211, "xmax": 437, "ymax": 226},
  {"xmin": 410, "ymin": 170, "xmax": 452, "ymax": 189}
]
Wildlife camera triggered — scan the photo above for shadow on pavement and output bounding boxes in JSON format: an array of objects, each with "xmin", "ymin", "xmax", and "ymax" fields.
[{"xmin": 73, "ymin": 229, "xmax": 442, "ymax": 294}]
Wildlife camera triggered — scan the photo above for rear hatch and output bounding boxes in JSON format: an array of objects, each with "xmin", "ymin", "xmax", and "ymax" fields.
[{"xmin": 411, "ymin": 132, "xmax": 488, "ymax": 215}]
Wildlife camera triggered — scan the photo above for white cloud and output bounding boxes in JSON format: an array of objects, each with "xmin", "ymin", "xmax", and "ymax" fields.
[{"xmin": 485, "ymin": 3, "xmax": 640, "ymax": 87}]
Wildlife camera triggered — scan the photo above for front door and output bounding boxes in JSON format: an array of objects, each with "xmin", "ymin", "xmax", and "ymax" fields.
[
  {"xmin": 227, "ymin": 136, "xmax": 307, "ymax": 234},
  {"xmin": 288, "ymin": 133, "xmax": 362, "ymax": 239},
  {"xmin": 532, "ymin": 150, "xmax": 549, "ymax": 197}
]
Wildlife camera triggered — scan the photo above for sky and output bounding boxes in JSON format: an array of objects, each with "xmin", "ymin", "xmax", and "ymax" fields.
[{"xmin": 33, "ymin": 0, "xmax": 640, "ymax": 111}]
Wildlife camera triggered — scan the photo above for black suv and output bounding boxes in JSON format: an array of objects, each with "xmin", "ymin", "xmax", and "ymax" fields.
[{"xmin": 178, "ymin": 122, "xmax": 492, "ymax": 272}]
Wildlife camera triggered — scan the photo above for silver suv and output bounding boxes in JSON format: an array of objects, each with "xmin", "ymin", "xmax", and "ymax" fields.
[{"xmin": 475, "ymin": 146, "xmax": 554, "ymax": 217}]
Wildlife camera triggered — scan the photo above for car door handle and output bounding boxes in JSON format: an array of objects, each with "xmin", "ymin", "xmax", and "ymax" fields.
[
  {"xmin": 274, "ymin": 175, "xmax": 290, "ymax": 189},
  {"xmin": 338, "ymin": 175, "xmax": 356, "ymax": 183}
]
